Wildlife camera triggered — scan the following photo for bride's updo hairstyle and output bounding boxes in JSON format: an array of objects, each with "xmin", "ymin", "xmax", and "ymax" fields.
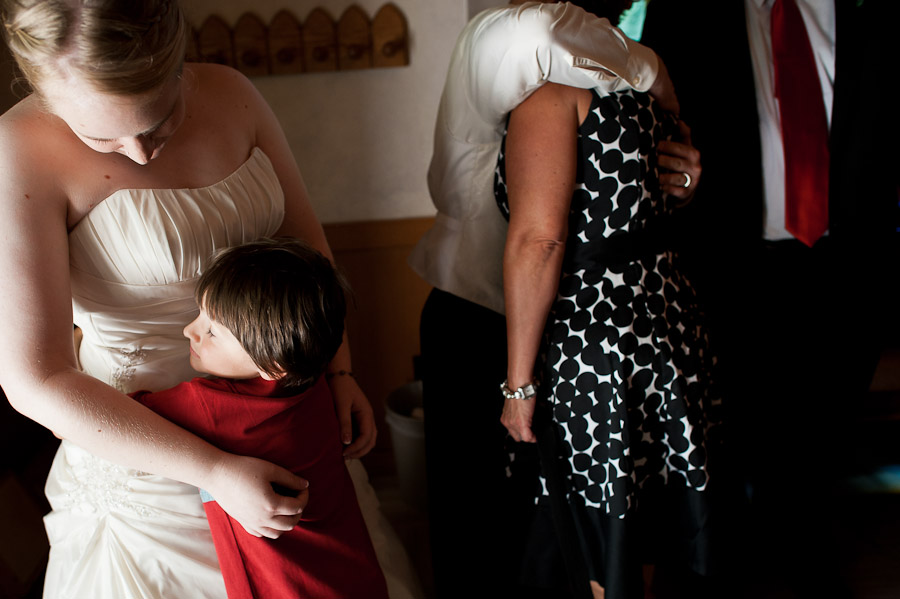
[{"xmin": 1, "ymin": 0, "xmax": 187, "ymax": 97}]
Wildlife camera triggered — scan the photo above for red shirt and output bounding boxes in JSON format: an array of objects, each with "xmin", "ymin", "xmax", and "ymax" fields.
[{"xmin": 133, "ymin": 376, "xmax": 387, "ymax": 599}]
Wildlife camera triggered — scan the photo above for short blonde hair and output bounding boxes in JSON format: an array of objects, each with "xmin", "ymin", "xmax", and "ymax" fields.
[{"xmin": 1, "ymin": 0, "xmax": 187, "ymax": 96}]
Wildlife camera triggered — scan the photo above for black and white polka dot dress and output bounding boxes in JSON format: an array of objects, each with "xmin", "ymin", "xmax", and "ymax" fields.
[{"xmin": 495, "ymin": 89, "xmax": 721, "ymax": 593}]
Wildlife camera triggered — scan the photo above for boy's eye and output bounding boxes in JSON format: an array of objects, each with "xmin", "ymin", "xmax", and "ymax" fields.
[{"xmin": 205, "ymin": 328, "xmax": 215, "ymax": 338}]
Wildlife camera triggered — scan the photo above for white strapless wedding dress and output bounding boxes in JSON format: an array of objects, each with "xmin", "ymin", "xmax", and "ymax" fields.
[{"xmin": 43, "ymin": 148, "xmax": 421, "ymax": 599}]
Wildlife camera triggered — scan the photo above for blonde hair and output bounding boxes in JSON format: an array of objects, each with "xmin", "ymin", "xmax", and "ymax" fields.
[{"xmin": 1, "ymin": 0, "xmax": 187, "ymax": 96}]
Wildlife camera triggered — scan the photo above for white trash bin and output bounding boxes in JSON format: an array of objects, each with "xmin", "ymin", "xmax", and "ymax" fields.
[{"xmin": 384, "ymin": 381, "xmax": 426, "ymax": 509}]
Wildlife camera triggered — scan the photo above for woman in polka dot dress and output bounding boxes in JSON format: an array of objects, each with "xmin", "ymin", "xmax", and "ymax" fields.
[{"xmin": 494, "ymin": 21, "xmax": 720, "ymax": 599}]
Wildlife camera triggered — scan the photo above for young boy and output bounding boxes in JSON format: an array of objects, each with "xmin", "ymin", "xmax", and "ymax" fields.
[{"xmin": 131, "ymin": 238, "xmax": 388, "ymax": 599}]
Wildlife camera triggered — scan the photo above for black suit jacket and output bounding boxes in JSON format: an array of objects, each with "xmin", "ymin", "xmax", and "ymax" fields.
[
  {"xmin": 641, "ymin": 0, "xmax": 899, "ymax": 362},
  {"xmin": 642, "ymin": 0, "xmax": 898, "ymax": 253}
]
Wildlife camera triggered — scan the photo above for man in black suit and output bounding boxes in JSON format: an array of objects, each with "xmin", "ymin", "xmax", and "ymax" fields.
[{"xmin": 642, "ymin": 2, "xmax": 899, "ymax": 597}]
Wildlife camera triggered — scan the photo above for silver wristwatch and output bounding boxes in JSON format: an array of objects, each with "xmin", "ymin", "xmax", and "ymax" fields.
[{"xmin": 500, "ymin": 379, "xmax": 538, "ymax": 400}]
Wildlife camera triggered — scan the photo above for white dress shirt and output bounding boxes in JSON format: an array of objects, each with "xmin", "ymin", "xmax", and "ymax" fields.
[
  {"xmin": 408, "ymin": 2, "xmax": 660, "ymax": 314},
  {"xmin": 744, "ymin": 0, "xmax": 836, "ymax": 240}
]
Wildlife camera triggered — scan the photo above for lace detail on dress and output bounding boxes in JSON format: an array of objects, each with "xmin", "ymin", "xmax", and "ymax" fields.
[
  {"xmin": 59, "ymin": 453, "xmax": 154, "ymax": 518},
  {"xmin": 112, "ymin": 348, "xmax": 148, "ymax": 392}
]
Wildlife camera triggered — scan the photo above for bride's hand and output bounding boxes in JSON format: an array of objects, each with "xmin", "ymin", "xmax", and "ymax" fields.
[
  {"xmin": 205, "ymin": 454, "xmax": 309, "ymax": 538},
  {"xmin": 327, "ymin": 372, "xmax": 377, "ymax": 459}
]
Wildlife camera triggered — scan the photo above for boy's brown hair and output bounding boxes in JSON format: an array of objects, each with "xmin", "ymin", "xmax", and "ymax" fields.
[{"xmin": 196, "ymin": 238, "xmax": 349, "ymax": 391}]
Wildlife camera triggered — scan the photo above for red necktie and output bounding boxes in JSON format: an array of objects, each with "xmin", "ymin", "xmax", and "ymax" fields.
[{"xmin": 771, "ymin": 0, "xmax": 830, "ymax": 247}]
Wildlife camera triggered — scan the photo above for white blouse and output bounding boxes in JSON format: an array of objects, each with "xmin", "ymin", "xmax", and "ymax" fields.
[{"xmin": 408, "ymin": 1, "xmax": 660, "ymax": 314}]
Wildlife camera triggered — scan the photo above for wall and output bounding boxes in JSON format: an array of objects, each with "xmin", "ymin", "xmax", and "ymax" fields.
[
  {"xmin": 322, "ymin": 217, "xmax": 434, "ymax": 474},
  {"xmin": 467, "ymin": 0, "xmax": 500, "ymax": 18},
  {"xmin": 183, "ymin": 0, "xmax": 468, "ymax": 224}
]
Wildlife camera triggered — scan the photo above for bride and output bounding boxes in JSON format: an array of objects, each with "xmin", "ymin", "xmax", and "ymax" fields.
[{"xmin": 0, "ymin": 1, "xmax": 419, "ymax": 597}]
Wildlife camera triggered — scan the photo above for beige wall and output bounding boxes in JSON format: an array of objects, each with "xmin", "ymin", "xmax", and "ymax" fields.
[
  {"xmin": 323, "ymin": 217, "xmax": 434, "ymax": 474},
  {"xmin": 183, "ymin": 0, "xmax": 468, "ymax": 224}
]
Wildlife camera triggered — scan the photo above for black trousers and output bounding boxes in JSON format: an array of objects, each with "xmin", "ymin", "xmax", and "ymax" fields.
[
  {"xmin": 708, "ymin": 238, "xmax": 895, "ymax": 597},
  {"xmin": 420, "ymin": 289, "xmax": 547, "ymax": 599},
  {"xmin": 720, "ymin": 240, "xmax": 886, "ymax": 482}
]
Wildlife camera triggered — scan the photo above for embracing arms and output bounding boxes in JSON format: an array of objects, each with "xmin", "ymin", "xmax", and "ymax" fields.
[
  {"xmin": 439, "ymin": 1, "xmax": 676, "ymax": 149},
  {"xmin": 0, "ymin": 75, "xmax": 326, "ymax": 537},
  {"xmin": 0, "ymin": 120, "xmax": 307, "ymax": 537},
  {"xmin": 418, "ymin": 2, "xmax": 680, "ymax": 314},
  {"xmin": 499, "ymin": 83, "xmax": 701, "ymax": 442}
]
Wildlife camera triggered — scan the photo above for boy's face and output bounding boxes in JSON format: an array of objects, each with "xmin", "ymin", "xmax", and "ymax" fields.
[{"xmin": 183, "ymin": 306, "xmax": 262, "ymax": 380}]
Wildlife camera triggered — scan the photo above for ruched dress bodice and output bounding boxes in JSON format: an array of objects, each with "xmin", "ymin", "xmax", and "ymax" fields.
[
  {"xmin": 68, "ymin": 147, "xmax": 284, "ymax": 394},
  {"xmin": 44, "ymin": 148, "xmax": 284, "ymax": 599}
]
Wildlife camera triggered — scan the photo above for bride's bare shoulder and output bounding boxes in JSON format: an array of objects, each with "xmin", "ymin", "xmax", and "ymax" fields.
[
  {"xmin": 0, "ymin": 96, "xmax": 81, "ymax": 214},
  {"xmin": 0, "ymin": 97, "xmax": 64, "ymax": 176},
  {"xmin": 183, "ymin": 63, "xmax": 272, "ymax": 131},
  {"xmin": 0, "ymin": 95, "xmax": 56, "ymax": 144},
  {"xmin": 184, "ymin": 62, "xmax": 261, "ymax": 107}
]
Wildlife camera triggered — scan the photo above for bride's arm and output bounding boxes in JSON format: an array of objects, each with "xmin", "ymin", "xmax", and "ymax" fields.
[
  {"xmin": 0, "ymin": 115, "xmax": 306, "ymax": 539},
  {"xmin": 229, "ymin": 67, "xmax": 378, "ymax": 458}
]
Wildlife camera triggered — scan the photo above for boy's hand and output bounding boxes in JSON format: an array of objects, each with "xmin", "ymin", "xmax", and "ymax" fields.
[{"xmin": 328, "ymin": 373, "xmax": 377, "ymax": 459}]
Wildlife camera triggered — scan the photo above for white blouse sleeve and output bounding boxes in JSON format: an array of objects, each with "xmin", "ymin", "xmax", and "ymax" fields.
[{"xmin": 447, "ymin": 1, "xmax": 660, "ymax": 143}]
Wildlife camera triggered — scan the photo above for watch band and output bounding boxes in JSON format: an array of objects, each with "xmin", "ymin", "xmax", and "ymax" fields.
[{"xmin": 500, "ymin": 379, "xmax": 537, "ymax": 400}]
